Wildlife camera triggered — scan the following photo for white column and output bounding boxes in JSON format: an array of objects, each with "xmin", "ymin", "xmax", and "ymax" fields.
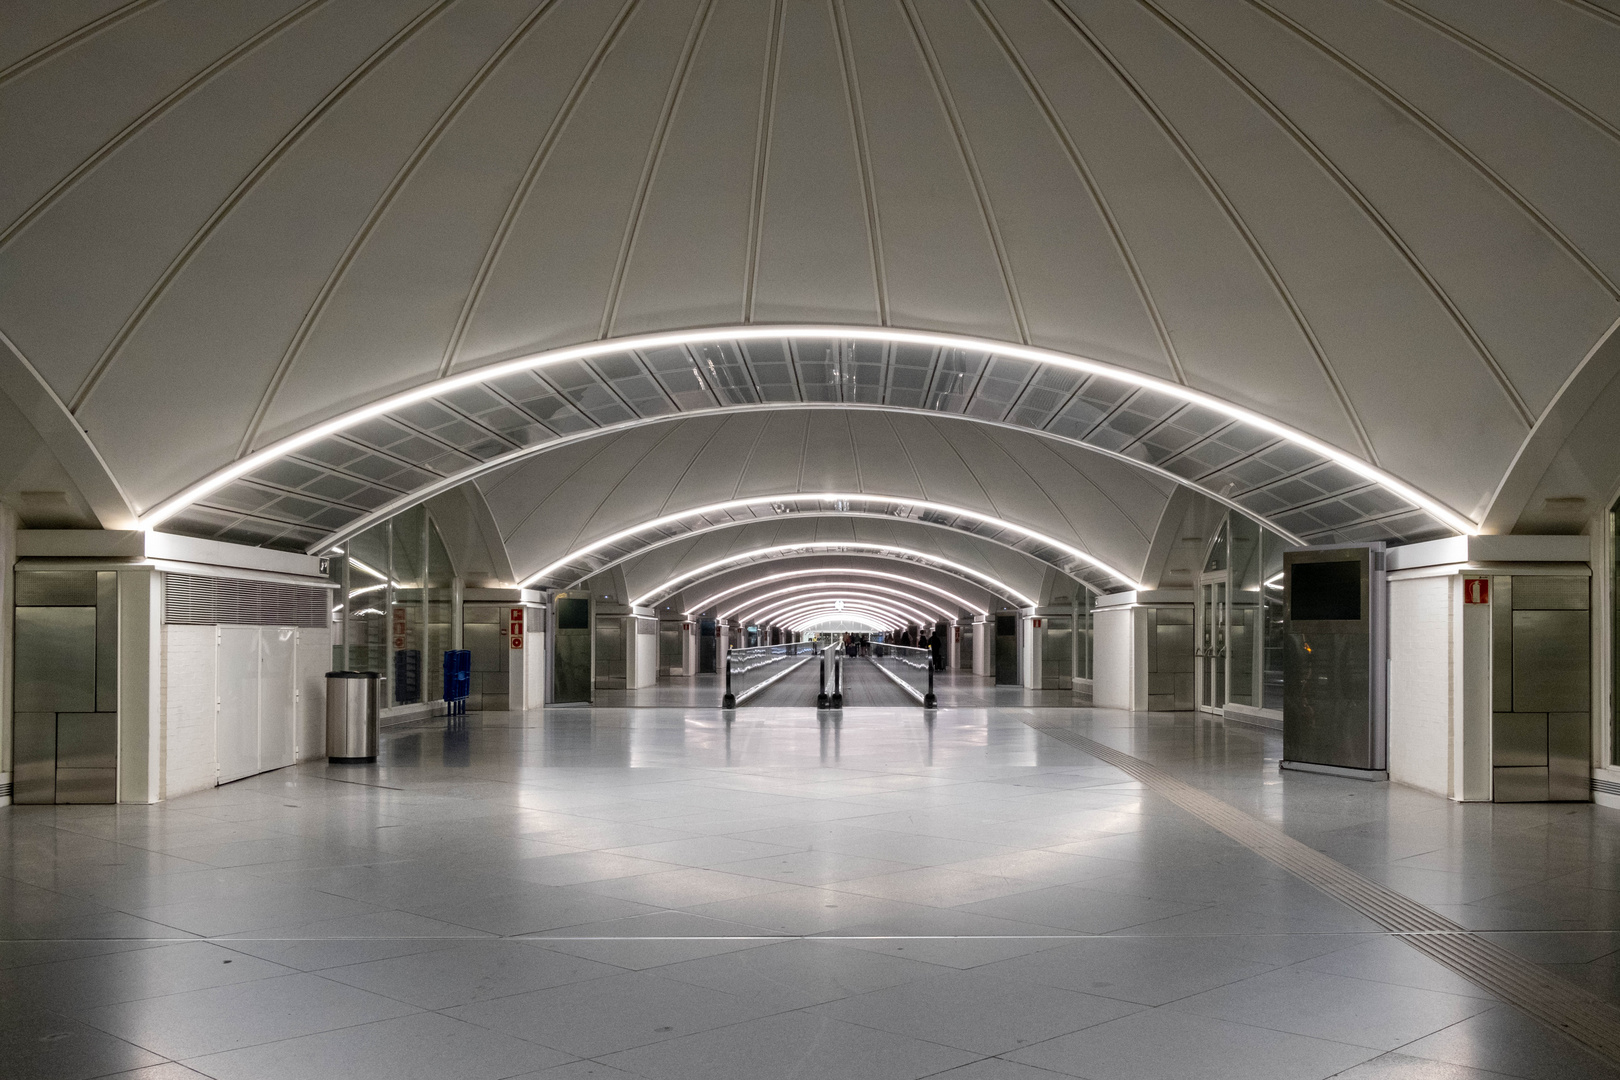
[
  {"xmin": 507, "ymin": 605, "xmax": 530, "ymax": 711},
  {"xmin": 1092, "ymin": 602, "xmax": 1142, "ymax": 711},
  {"xmin": 1022, "ymin": 615, "xmax": 1041, "ymax": 689},
  {"xmin": 972, "ymin": 616, "xmax": 990, "ymax": 675},
  {"xmin": 117, "ymin": 567, "xmax": 161, "ymax": 804}
]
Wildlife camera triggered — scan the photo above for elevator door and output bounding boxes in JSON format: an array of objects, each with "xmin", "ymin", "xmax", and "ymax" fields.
[
  {"xmin": 994, "ymin": 615, "xmax": 1019, "ymax": 685},
  {"xmin": 1196, "ymin": 580, "xmax": 1226, "ymax": 713},
  {"xmin": 554, "ymin": 598, "xmax": 591, "ymax": 703}
]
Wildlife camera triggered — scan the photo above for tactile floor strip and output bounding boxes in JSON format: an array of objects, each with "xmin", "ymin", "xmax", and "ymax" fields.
[{"xmin": 1025, "ymin": 719, "xmax": 1620, "ymax": 1066}]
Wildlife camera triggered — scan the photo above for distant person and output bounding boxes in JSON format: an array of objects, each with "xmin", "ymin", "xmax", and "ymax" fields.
[{"xmin": 929, "ymin": 626, "xmax": 945, "ymax": 670}]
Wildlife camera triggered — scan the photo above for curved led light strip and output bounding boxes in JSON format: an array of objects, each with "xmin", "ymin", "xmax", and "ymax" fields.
[
  {"xmin": 726, "ymin": 582, "xmax": 956, "ymax": 623},
  {"xmin": 631, "ymin": 542, "xmax": 1038, "ymax": 609},
  {"xmin": 139, "ymin": 324, "xmax": 1475, "ymax": 539},
  {"xmin": 749, "ymin": 594, "xmax": 919, "ymax": 624},
  {"xmin": 762, "ymin": 600, "xmax": 910, "ymax": 629},
  {"xmin": 749, "ymin": 593, "xmax": 935, "ymax": 629},
  {"xmin": 687, "ymin": 567, "xmax": 987, "ymax": 618},
  {"xmin": 518, "ymin": 493, "xmax": 1144, "ymax": 591},
  {"xmin": 793, "ymin": 613, "xmax": 895, "ymax": 632},
  {"xmin": 749, "ymin": 596, "xmax": 914, "ymax": 626}
]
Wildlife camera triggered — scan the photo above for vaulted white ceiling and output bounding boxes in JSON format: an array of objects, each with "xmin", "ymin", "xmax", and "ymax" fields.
[{"xmin": 3, "ymin": 0, "xmax": 1617, "ymax": 554}]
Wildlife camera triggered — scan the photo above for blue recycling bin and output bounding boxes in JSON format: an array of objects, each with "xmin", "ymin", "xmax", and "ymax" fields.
[{"xmin": 443, "ymin": 650, "xmax": 471, "ymax": 715}]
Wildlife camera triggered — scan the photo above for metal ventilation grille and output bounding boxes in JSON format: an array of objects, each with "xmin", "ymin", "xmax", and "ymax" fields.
[{"xmin": 163, "ymin": 574, "xmax": 330, "ymax": 628}]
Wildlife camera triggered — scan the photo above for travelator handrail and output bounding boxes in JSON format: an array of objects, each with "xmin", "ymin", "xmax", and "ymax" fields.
[
  {"xmin": 722, "ymin": 641, "xmax": 819, "ymax": 708},
  {"xmin": 868, "ymin": 641, "xmax": 938, "ymax": 708}
]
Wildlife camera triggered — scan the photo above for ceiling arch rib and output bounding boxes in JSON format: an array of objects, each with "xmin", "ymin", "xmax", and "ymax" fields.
[
  {"xmin": 630, "ymin": 542, "xmax": 1038, "ymax": 610},
  {"xmin": 670, "ymin": 553, "xmax": 1016, "ymax": 613},
  {"xmin": 516, "ymin": 492, "xmax": 1145, "ymax": 594},
  {"xmin": 794, "ymin": 615, "xmax": 893, "ymax": 633},
  {"xmin": 737, "ymin": 587, "xmax": 949, "ymax": 625},
  {"xmin": 754, "ymin": 597, "xmax": 916, "ymax": 628},
  {"xmin": 686, "ymin": 567, "xmax": 987, "ymax": 618},
  {"xmin": 140, "ymin": 327, "xmax": 1470, "ymax": 554}
]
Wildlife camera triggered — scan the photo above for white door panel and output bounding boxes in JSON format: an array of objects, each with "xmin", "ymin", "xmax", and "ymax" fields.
[
  {"xmin": 216, "ymin": 626, "xmax": 260, "ymax": 784},
  {"xmin": 258, "ymin": 628, "xmax": 296, "ymax": 771}
]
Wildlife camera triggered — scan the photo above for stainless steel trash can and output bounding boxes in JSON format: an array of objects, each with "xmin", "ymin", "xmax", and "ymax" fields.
[{"xmin": 326, "ymin": 671, "xmax": 379, "ymax": 763}]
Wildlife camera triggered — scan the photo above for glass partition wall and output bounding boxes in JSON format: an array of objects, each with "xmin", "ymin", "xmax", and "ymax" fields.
[
  {"xmin": 331, "ymin": 510, "xmax": 457, "ymax": 709},
  {"xmin": 1197, "ymin": 510, "xmax": 1286, "ymax": 716}
]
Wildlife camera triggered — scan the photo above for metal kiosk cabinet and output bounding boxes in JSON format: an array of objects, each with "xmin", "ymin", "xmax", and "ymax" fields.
[{"xmin": 1282, "ymin": 544, "xmax": 1387, "ymax": 780}]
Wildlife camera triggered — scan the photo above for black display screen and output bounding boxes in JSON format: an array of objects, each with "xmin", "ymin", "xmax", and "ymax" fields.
[{"xmin": 1290, "ymin": 560, "xmax": 1362, "ymax": 621}]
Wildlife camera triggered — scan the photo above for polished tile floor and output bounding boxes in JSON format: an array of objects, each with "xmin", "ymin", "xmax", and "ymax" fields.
[{"xmin": 3, "ymin": 699, "xmax": 1619, "ymax": 1080}]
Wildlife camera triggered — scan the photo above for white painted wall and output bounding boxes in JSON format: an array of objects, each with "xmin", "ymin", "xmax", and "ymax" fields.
[
  {"xmin": 159, "ymin": 621, "xmax": 332, "ymax": 801},
  {"xmin": 295, "ymin": 627, "xmax": 331, "ymax": 761},
  {"xmin": 160, "ymin": 625, "xmax": 215, "ymax": 800},
  {"xmin": 1388, "ymin": 575, "xmax": 1453, "ymax": 798}
]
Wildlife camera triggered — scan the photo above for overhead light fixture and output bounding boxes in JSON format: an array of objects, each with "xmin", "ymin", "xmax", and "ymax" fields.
[{"xmin": 136, "ymin": 325, "xmax": 1475, "ymax": 542}]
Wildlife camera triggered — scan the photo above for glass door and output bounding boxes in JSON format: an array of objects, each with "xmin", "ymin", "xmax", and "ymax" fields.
[{"xmin": 1196, "ymin": 579, "xmax": 1227, "ymax": 713}]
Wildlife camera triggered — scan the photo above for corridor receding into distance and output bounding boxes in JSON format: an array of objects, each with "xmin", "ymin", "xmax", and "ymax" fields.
[{"xmin": 5, "ymin": 0, "xmax": 1620, "ymax": 1078}]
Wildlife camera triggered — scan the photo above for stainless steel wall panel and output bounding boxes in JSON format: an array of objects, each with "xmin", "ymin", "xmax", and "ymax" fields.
[
  {"xmin": 54, "ymin": 768, "xmax": 117, "ymax": 804},
  {"xmin": 15, "ymin": 570, "xmax": 97, "ymax": 606},
  {"xmin": 55, "ymin": 713, "xmax": 119, "ymax": 770},
  {"xmin": 1491, "ymin": 577, "xmax": 1512, "ymax": 713},
  {"xmin": 14, "ymin": 606, "xmax": 97, "ymax": 713},
  {"xmin": 1156, "ymin": 621, "xmax": 1195, "ymax": 674},
  {"xmin": 1493, "ymin": 766, "xmax": 1549, "ymax": 802},
  {"xmin": 1491, "ymin": 712, "xmax": 1547, "ymax": 767},
  {"xmin": 96, "ymin": 571, "xmax": 118, "ymax": 711},
  {"xmin": 13, "ymin": 712, "xmax": 57, "ymax": 804},
  {"xmin": 1511, "ymin": 576, "xmax": 1588, "ymax": 610},
  {"xmin": 1548, "ymin": 713, "xmax": 1591, "ymax": 802},
  {"xmin": 1511, "ymin": 609, "xmax": 1589, "ymax": 713}
]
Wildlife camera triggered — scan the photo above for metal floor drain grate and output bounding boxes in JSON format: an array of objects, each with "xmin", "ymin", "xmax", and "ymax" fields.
[{"xmin": 1026, "ymin": 720, "xmax": 1620, "ymax": 1067}]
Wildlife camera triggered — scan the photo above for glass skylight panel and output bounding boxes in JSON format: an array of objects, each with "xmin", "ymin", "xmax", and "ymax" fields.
[
  {"xmin": 1008, "ymin": 367, "xmax": 1082, "ymax": 428},
  {"xmin": 589, "ymin": 352, "xmax": 675, "ymax": 416},
  {"xmin": 251, "ymin": 459, "xmax": 323, "ymax": 490},
  {"xmin": 1082, "ymin": 389, "xmax": 1182, "ymax": 451},
  {"xmin": 743, "ymin": 340, "xmax": 801, "ymax": 402},
  {"xmin": 885, "ymin": 343, "xmax": 935, "ymax": 408},
  {"xmin": 691, "ymin": 342, "xmax": 758, "ymax": 405},
  {"xmin": 966, "ymin": 356, "xmax": 1035, "ymax": 420},
  {"xmin": 638, "ymin": 346, "xmax": 719, "ymax": 409},
  {"xmin": 792, "ymin": 339, "xmax": 841, "ymax": 402},
  {"xmin": 926, "ymin": 348, "xmax": 986, "ymax": 412}
]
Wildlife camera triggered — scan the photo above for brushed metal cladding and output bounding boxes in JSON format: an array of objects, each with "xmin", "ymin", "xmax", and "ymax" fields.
[
  {"xmin": 13, "ymin": 605, "xmax": 97, "ymax": 713},
  {"xmin": 1549, "ymin": 713, "xmax": 1592, "ymax": 802},
  {"xmin": 1286, "ymin": 630, "xmax": 1372, "ymax": 768},
  {"xmin": 54, "ymin": 713, "xmax": 118, "ymax": 770},
  {"xmin": 1511, "ymin": 576, "xmax": 1589, "ymax": 610},
  {"xmin": 14, "ymin": 571, "xmax": 98, "ymax": 606},
  {"xmin": 1494, "ymin": 766, "xmax": 1550, "ymax": 803},
  {"xmin": 12, "ymin": 712, "xmax": 57, "ymax": 804},
  {"xmin": 1282, "ymin": 545, "xmax": 1384, "ymax": 772},
  {"xmin": 1511, "ymin": 609, "xmax": 1589, "ymax": 713},
  {"xmin": 1492, "ymin": 712, "xmax": 1547, "ymax": 768},
  {"xmin": 54, "ymin": 768, "xmax": 117, "ymax": 804},
  {"xmin": 95, "ymin": 571, "xmax": 117, "ymax": 712},
  {"xmin": 1491, "ymin": 576, "xmax": 1512, "ymax": 714}
]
